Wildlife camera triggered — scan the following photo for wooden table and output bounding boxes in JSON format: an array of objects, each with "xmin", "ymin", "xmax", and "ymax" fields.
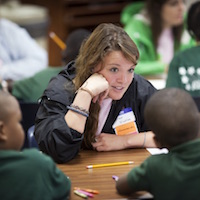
[{"xmin": 57, "ymin": 149, "xmax": 151, "ymax": 199}]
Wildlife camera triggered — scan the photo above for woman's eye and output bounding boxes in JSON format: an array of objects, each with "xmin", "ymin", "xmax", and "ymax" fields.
[
  {"xmin": 129, "ymin": 68, "xmax": 134, "ymax": 73},
  {"xmin": 110, "ymin": 68, "xmax": 118, "ymax": 72}
]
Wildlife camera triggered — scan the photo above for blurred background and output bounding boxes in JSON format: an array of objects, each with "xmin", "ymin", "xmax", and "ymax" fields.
[
  {"xmin": 0, "ymin": 0, "xmax": 196, "ymax": 66},
  {"xmin": 0, "ymin": 0, "xmax": 138, "ymax": 66}
]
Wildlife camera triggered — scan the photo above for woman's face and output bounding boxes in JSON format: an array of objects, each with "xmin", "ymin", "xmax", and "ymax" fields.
[
  {"xmin": 162, "ymin": 0, "xmax": 185, "ymax": 28},
  {"xmin": 97, "ymin": 51, "xmax": 135, "ymax": 100}
]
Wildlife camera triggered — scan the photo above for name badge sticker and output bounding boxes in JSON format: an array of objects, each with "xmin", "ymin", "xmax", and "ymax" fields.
[{"xmin": 112, "ymin": 107, "xmax": 138, "ymax": 136}]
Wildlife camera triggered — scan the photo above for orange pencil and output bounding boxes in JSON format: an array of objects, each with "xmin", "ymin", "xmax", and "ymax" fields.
[{"xmin": 49, "ymin": 32, "xmax": 66, "ymax": 50}]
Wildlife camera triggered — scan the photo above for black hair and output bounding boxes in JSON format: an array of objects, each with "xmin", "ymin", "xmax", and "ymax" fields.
[
  {"xmin": 144, "ymin": 88, "xmax": 200, "ymax": 149},
  {"xmin": 62, "ymin": 29, "xmax": 91, "ymax": 64},
  {"xmin": 187, "ymin": 1, "xmax": 200, "ymax": 41}
]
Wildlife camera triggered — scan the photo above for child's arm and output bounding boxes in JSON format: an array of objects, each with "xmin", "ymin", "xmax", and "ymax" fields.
[{"xmin": 116, "ymin": 173, "xmax": 133, "ymax": 195}]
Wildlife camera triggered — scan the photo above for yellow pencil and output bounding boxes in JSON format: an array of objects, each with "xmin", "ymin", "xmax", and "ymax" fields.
[
  {"xmin": 49, "ymin": 32, "xmax": 66, "ymax": 50},
  {"xmin": 86, "ymin": 161, "xmax": 134, "ymax": 169}
]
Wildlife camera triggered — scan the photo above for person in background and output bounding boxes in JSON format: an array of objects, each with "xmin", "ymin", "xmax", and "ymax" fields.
[
  {"xmin": 121, "ymin": 0, "xmax": 195, "ymax": 76},
  {"xmin": 0, "ymin": 18, "xmax": 48, "ymax": 88},
  {"xmin": 116, "ymin": 88, "xmax": 200, "ymax": 200},
  {"xmin": 0, "ymin": 90, "xmax": 71, "ymax": 200},
  {"xmin": 34, "ymin": 23, "xmax": 157, "ymax": 164},
  {"xmin": 166, "ymin": 1, "xmax": 200, "ymax": 97},
  {"xmin": 9, "ymin": 28, "xmax": 91, "ymax": 102}
]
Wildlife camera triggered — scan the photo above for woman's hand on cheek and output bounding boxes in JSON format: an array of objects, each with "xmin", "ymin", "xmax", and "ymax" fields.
[
  {"xmin": 92, "ymin": 133, "xmax": 127, "ymax": 151},
  {"xmin": 92, "ymin": 88, "xmax": 109, "ymax": 104},
  {"xmin": 81, "ymin": 73, "xmax": 109, "ymax": 97}
]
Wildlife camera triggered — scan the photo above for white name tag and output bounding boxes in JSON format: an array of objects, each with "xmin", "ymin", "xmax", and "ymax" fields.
[{"xmin": 112, "ymin": 107, "xmax": 138, "ymax": 135}]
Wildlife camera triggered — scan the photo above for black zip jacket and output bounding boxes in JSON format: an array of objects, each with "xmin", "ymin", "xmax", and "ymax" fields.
[{"xmin": 34, "ymin": 61, "xmax": 157, "ymax": 163}]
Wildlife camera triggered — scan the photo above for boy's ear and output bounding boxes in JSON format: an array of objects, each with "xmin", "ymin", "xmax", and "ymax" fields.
[
  {"xmin": 153, "ymin": 135, "xmax": 162, "ymax": 148},
  {"xmin": 0, "ymin": 121, "xmax": 7, "ymax": 141}
]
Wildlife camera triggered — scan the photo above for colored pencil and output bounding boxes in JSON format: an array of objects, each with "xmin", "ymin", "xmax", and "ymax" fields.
[
  {"xmin": 74, "ymin": 190, "xmax": 88, "ymax": 199},
  {"xmin": 74, "ymin": 187, "xmax": 99, "ymax": 194}
]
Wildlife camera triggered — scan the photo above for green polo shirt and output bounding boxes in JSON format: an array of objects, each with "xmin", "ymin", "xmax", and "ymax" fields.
[
  {"xmin": 12, "ymin": 66, "xmax": 63, "ymax": 102},
  {"xmin": 166, "ymin": 46, "xmax": 200, "ymax": 97},
  {"xmin": 0, "ymin": 149, "xmax": 71, "ymax": 200},
  {"xmin": 127, "ymin": 138, "xmax": 200, "ymax": 200}
]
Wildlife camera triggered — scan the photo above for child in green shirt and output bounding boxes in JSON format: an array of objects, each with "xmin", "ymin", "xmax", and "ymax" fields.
[
  {"xmin": 116, "ymin": 88, "xmax": 200, "ymax": 200},
  {"xmin": 0, "ymin": 91, "xmax": 71, "ymax": 200}
]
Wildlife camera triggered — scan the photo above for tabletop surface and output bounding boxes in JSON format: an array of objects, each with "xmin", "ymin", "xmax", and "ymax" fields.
[{"xmin": 57, "ymin": 148, "xmax": 151, "ymax": 200}]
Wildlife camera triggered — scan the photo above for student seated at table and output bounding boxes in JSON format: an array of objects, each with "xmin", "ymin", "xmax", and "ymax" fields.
[
  {"xmin": 0, "ymin": 91, "xmax": 71, "ymax": 200},
  {"xmin": 0, "ymin": 18, "xmax": 48, "ymax": 83},
  {"xmin": 34, "ymin": 23, "xmax": 157, "ymax": 164},
  {"xmin": 116, "ymin": 88, "xmax": 200, "ymax": 200},
  {"xmin": 8, "ymin": 29, "xmax": 91, "ymax": 102},
  {"xmin": 166, "ymin": 1, "xmax": 200, "ymax": 97}
]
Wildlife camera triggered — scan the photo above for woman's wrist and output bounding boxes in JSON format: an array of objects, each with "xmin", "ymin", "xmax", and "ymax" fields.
[
  {"xmin": 78, "ymin": 87, "xmax": 94, "ymax": 98},
  {"xmin": 71, "ymin": 86, "xmax": 93, "ymax": 117},
  {"xmin": 125, "ymin": 133, "xmax": 148, "ymax": 148},
  {"xmin": 67, "ymin": 104, "xmax": 89, "ymax": 117},
  {"xmin": 142, "ymin": 132, "xmax": 147, "ymax": 148},
  {"xmin": 76, "ymin": 87, "xmax": 93, "ymax": 100}
]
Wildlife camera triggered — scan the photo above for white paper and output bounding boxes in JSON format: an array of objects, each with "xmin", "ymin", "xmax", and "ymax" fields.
[
  {"xmin": 146, "ymin": 148, "xmax": 168, "ymax": 155},
  {"xmin": 148, "ymin": 79, "xmax": 166, "ymax": 90}
]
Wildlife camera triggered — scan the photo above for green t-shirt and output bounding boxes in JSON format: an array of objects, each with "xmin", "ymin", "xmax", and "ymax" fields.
[
  {"xmin": 166, "ymin": 45, "xmax": 200, "ymax": 97},
  {"xmin": 127, "ymin": 138, "xmax": 200, "ymax": 200},
  {"xmin": 0, "ymin": 149, "xmax": 71, "ymax": 200},
  {"xmin": 12, "ymin": 66, "xmax": 63, "ymax": 102}
]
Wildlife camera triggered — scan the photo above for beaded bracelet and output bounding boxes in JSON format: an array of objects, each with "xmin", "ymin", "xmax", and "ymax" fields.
[{"xmin": 67, "ymin": 104, "xmax": 89, "ymax": 117}]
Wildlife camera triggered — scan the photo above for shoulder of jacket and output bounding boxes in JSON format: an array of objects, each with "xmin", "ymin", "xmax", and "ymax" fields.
[{"xmin": 134, "ymin": 74, "xmax": 157, "ymax": 92}]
